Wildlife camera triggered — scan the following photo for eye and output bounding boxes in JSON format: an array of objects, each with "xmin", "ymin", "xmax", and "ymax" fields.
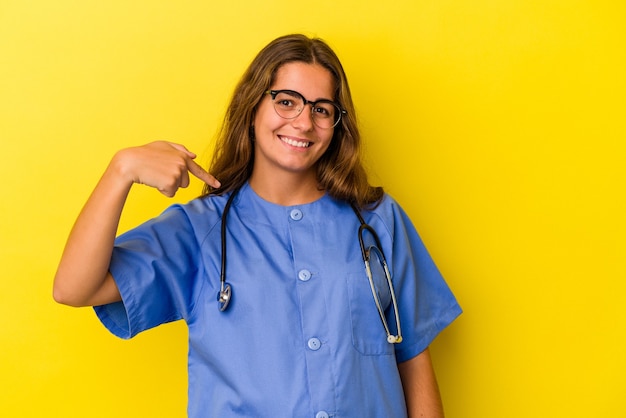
[
  {"xmin": 313, "ymin": 106, "xmax": 330, "ymax": 116},
  {"xmin": 313, "ymin": 103, "xmax": 336, "ymax": 119},
  {"xmin": 277, "ymin": 98, "xmax": 295, "ymax": 108},
  {"xmin": 273, "ymin": 91, "xmax": 303, "ymax": 109}
]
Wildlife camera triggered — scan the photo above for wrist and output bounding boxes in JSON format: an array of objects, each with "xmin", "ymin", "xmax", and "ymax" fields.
[{"xmin": 104, "ymin": 149, "xmax": 136, "ymax": 192}]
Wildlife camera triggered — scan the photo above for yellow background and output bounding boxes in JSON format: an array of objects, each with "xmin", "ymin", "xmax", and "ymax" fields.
[{"xmin": 1, "ymin": 0, "xmax": 624, "ymax": 416}]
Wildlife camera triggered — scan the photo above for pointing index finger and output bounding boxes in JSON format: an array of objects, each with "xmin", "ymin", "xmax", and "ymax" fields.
[{"xmin": 188, "ymin": 159, "xmax": 221, "ymax": 189}]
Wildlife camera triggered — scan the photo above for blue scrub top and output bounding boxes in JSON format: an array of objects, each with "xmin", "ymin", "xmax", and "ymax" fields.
[{"xmin": 95, "ymin": 183, "xmax": 461, "ymax": 418}]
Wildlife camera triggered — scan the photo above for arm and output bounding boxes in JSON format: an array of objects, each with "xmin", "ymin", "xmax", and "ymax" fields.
[
  {"xmin": 398, "ymin": 348, "xmax": 445, "ymax": 418},
  {"xmin": 53, "ymin": 141, "xmax": 220, "ymax": 307}
]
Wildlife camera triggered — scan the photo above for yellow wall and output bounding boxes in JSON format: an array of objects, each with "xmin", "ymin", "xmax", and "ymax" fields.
[{"xmin": 1, "ymin": 1, "xmax": 624, "ymax": 416}]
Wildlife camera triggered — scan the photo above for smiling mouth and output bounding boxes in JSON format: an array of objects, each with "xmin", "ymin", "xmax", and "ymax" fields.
[{"xmin": 280, "ymin": 136, "xmax": 312, "ymax": 148}]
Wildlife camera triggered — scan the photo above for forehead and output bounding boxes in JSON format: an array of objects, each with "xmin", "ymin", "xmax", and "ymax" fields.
[{"xmin": 273, "ymin": 62, "xmax": 335, "ymax": 100}]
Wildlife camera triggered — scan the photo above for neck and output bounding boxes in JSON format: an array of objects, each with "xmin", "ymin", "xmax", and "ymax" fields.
[{"xmin": 248, "ymin": 171, "xmax": 324, "ymax": 206}]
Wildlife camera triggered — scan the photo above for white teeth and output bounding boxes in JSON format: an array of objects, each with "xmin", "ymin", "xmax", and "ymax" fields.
[{"xmin": 281, "ymin": 136, "xmax": 311, "ymax": 148}]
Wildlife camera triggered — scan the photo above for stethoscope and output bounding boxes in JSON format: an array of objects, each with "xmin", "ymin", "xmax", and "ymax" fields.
[{"xmin": 217, "ymin": 187, "xmax": 403, "ymax": 344}]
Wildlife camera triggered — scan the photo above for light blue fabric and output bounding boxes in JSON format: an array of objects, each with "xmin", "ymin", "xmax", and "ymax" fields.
[{"xmin": 95, "ymin": 183, "xmax": 462, "ymax": 418}]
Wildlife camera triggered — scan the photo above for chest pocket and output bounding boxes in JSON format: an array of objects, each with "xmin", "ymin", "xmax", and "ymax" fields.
[{"xmin": 346, "ymin": 269, "xmax": 395, "ymax": 356}]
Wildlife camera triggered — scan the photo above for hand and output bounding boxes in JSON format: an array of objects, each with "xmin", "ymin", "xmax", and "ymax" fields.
[{"xmin": 113, "ymin": 141, "xmax": 221, "ymax": 197}]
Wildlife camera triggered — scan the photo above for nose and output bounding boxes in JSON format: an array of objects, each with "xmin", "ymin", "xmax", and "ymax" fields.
[{"xmin": 291, "ymin": 104, "xmax": 315, "ymax": 131}]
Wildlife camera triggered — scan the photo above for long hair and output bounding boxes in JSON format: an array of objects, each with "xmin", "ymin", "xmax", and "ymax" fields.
[{"xmin": 203, "ymin": 34, "xmax": 383, "ymax": 208}]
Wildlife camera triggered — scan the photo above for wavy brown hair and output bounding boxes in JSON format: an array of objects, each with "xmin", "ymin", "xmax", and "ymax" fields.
[{"xmin": 202, "ymin": 34, "xmax": 383, "ymax": 208}]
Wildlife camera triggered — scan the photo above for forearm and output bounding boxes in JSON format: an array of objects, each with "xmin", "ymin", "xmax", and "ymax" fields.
[
  {"xmin": 53, "ymin": 142, "xmax": 220, "ymax": 307},
  {"xmin": 53, "ymin": 155, "xmax": 132, "ymax": 306},
  {"xmin": 398, "ymin": 348, "xmax": 445, "ymax": 418}
]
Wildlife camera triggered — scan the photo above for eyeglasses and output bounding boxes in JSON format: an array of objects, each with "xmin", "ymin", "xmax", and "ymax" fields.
[
  {"xmin": 265, "ymin": 89, "xmax": 346, "ymax": 129},
  {"xmin": 352, "ymin": 204, "xmax": 403, "ymax": 344}
]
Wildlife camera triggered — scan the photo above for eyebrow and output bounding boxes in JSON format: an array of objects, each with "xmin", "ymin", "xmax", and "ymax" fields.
[{"xmin": 273, "ymin": 88, "xmax": 335, "ymax": 103}]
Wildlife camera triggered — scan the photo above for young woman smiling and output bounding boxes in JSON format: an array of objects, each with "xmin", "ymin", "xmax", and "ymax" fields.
[{"xmin": 54, "ymin": 34, "xmax": 461, "ymax": 418}]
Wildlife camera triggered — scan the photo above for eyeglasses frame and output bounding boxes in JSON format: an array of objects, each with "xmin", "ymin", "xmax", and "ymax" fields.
[{"xmin": 265, "ymin": 89, "xmax": 347, "ymax": 129}]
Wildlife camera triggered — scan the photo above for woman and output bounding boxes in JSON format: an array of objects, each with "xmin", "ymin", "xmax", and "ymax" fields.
[{"xmin": 54, "ymin": 34, "xmax": 461, "ymax": 417}]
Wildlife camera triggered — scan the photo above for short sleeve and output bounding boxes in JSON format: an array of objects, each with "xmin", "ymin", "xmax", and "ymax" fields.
[
  {"xmin": 375, "ymin": 197, "xmax": 462, "ymax": 362},
  {"xmin": 94, "ymin": 205, "xmax": 205, "ymax": 339}
]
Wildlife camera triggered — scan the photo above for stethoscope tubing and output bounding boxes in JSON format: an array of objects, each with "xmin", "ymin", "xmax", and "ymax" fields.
[
  {"xmin": 217, "ymin": 187, "xmax": 240, "ymax": 311},
  {"xmin": 216, "ymin": 188, "xmax": 402, "ymax": 343},
  {"xmin": 352, "ymin": 203, "xmax": 403, "ymax": 344}
]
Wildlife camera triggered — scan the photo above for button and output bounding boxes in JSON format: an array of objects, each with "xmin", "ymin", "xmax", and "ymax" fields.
[
  {"xmin": 307, "ymin": 338, "xmax": 321, "ymax": 351},
  {"xmin": 298, "ymin": 269, "xmax": 312, "ymax": 282},
  {"xmin": 316, "ymin": 412, "xmax": 329, "ymax": 418},
  {"xmin": 290, "ymin": 209, "xmax": 303, "ymax": 221}
]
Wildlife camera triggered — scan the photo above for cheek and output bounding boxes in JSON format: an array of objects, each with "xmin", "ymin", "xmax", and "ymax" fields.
[
  {"xmin": 254, "ymin": 101, "xmax": 281, "ymax": 131},
  {"xmin": 318, "ymin": 129, "xmax": 335, "ymax": 148}
]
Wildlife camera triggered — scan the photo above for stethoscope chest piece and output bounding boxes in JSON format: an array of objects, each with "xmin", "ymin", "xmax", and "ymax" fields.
[{"xmin": 217, "ymin": 283, "xmax": 232, "ymax": 312}]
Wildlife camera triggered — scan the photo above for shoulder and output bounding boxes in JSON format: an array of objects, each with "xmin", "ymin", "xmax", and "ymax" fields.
[
  {"xmin": 356, "ymin": 193, "xmax": 426, "ymax": 254},
  {"xmin": 166, "ymin": 192, "xmax": 231, "ymax": 231},
  {"xmin": 174, "ymin": 193, "xmax": 230, "ymax": 218},
  {"xmin": 119, "ymin": 193, "xmax": 232, "ymax": 245},
  {"xmin": 364, "ymin": 193, "xmax": 412, "ymax": 229}
]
